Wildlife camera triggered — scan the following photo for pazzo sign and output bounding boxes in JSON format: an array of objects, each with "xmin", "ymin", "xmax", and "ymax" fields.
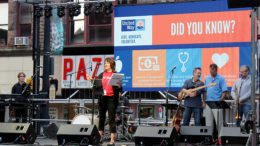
[{"xmin": 62, "ymin": 55, "xmax": 114, "ymax": 88}]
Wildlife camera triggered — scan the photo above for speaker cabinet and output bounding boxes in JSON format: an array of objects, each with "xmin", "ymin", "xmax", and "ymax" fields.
[
  {"xmin": 57, "ymin": 124, "xmax": 100, "ymax": 145},
  {"xmin": 219, "ymin": 127, "xmax": 249, "ymax": 145},
  {"xmin": 0, "ymin": 122, "xmax": 35, "ymax": 144},
  {"xmin": 180, "ymin": 126, "xmax": 213, "ymax": 145},
  {"xmin": 134, "ymin": 126, "xmax": 177, "ymax": 146}
]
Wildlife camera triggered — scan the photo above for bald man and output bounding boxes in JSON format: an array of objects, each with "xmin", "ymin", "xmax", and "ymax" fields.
[{"xmin": 231, "ymin": 65, "xmax": 252, "ymax": 126}]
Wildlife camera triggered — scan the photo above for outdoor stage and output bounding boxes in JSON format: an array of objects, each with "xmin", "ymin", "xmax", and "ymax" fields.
[{"xmin": 0, "ymin": 136, "xmax": 244, "ymax": 146}]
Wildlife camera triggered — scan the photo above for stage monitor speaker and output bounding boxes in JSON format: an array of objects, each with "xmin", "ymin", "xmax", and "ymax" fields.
[
  {"xmin": 56, "ymin": 124, "xmax": 100, "ymax": 145},
  {"xmin": 219, "ymin": 127, "xmax": 249, "ymax": 145},
  {"xmin": 180, "ymin": 126, "xmax": 213, "ymax": 145},
  {"xmin": 0, "ymin": 122, "xmax": 35, "ymax": 144},
  {"xmin": 227, "ymin": 0, "xmax": 259, "ymax": 8},
  {"xmin": 44, "ymin": 123, "xmax": 59, "ymax": 139},
  {"xmin": 134, "ymin": 126, "xmax": 177, "ymax": 146}
]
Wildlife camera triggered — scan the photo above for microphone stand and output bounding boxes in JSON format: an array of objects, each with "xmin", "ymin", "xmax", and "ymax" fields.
[
  {"xmin": 90, "ymin": 79, "xmax": 95, "ymax": 125},
  {"xmin": 20, "ymin": 67, "xmax": 41, "ymax": 124},
  {"xmin": 165, "ymin": 69, "xmax": 175, "ymax": 126},
  {"xmin": 21, "ymin": 66, "xmax": 41, "ymax": 136},
  {"xmin": 65, "ymin": 66, "xmax": 91, "ymax": 124},
  {"xmin": 139, "ymin": 95, "xmax": 141, "ymax": 125}
]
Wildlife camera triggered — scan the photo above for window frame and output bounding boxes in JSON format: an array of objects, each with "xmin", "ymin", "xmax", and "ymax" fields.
[
  {"xmin": 67, "ymin": 1, "xmax": 115, "ymax": 45},
  {"xmin": 67, "ymin": 15, "xmax": 86, "ymax": 45},
  {"xmin": 0, "ymin": 1, "xmax": 8, "ymax": 48},
  {"xmin": 16, "ymin": 3, "xmax": 32, "ymax": 37}
]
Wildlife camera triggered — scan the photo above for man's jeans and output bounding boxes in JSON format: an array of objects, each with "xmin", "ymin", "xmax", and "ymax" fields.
[
  {"xmin": 236, "ymin": 104, "xmax": 251, "ymax": 126},
  {"xmin": 182, "ymin": 107, "xmax": 202, "ymax": 126}
]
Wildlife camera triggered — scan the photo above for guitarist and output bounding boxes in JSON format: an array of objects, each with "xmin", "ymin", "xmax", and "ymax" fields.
[{"xmin": 181, "ymin": 67, "xmax": 205, "ymax": 126}]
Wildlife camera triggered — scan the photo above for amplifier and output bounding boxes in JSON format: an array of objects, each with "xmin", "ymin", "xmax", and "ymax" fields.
[
  {"xmin": 134, "ymin": 126, "xmax": 177, "ymax": 146},
  {"xmin": 219, "ymin": 127, "xmax": 249, "ymax": 145},
  {"xmin": 0, "ymin": 122, "xmax": 35, "ymax": 144},
  {"xmin": 180, "ymin": 126, "xmax": 213, "ymax": 144},
  {"xmin": 57, "ymin": 124, "xmax": 100, "ymax": 145}
]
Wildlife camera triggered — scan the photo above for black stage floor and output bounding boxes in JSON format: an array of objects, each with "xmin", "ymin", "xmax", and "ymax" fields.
[{"xmin": 0, "ymin": 136, "xmax": 247, "ymax": 146}]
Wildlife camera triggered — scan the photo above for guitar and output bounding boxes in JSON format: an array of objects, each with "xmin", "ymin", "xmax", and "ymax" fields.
[
  {"xmin": 170, "ymin": 82, "xmax": 216, "ymax": 130},
  {"xmin": 177, "ymin": 82, "xmax": 216, "ymax": 100}
]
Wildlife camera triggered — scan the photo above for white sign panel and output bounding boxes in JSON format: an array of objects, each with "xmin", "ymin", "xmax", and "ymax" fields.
[
  {"xmin": 75, "ymin": 56, "xmax": 91, "ymax": 88},
  {"xmin": 62, "ymin": 56, "xmax": 76, "ymax": 88},
  {"xmin": 114, "ymin": 16, "xmax": 153, "ymax": 46},
  {"xmin": 62, "ymin": 55, "xmax": 114, "ymax": 89},
  {"xmin": 49, "ymin": 107, "xmax": 58, "ymax": 120},
  {"xmin": 89, "ymin": 55, "xmax": 105, "ymax": 80}
]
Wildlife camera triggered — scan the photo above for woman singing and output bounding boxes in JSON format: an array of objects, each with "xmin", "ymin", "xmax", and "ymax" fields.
[{"xmin": 87, "ymin": 57, "xmax": 122, "ymax": 146}]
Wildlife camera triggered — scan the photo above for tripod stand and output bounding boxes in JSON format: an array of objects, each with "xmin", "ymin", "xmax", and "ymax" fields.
[{"xmin": 116, "ymin": 105, "xmax": 130, "ymax": 141}]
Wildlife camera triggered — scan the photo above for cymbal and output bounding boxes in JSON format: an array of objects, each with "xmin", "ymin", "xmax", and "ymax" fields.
[
  {"xmin": 119, "ymin": 106, "xmax": 129, "ymax": 109},
  {"xmin": 75, "ymin": 106, "xmax": 91, "ymax": 111}
]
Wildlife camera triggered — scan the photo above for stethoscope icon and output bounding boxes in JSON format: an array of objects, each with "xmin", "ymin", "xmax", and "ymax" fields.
[{"xmin": 178, "ymin": 52, "xmax": 189, "ymax": 72}]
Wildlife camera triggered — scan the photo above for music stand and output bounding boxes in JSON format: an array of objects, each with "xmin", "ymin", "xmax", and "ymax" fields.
[
  {"xmin": 205, "ymin": 101, "xmax": 230, "ymax": 110},
  {"xmin": 92, "ymin": 79, "xmax": 104, "ymax": 96},
  {"xmin": 206, "ymin": 100, "xmax": 230, "ymax": 135},
  {"xmin": 90, "ymin": 79, "xmax": 103, "ymax": 125}
]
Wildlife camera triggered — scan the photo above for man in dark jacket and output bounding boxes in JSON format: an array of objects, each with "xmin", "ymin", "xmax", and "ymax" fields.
[{"xmin": 11, "ymin": 72, "xmax": 28, "ymax": 122}]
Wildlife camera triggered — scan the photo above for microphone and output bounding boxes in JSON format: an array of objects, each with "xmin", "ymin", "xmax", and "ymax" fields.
[{"xmin": 171, "ymin": 66, "xmax": 176, "ymax": 72}]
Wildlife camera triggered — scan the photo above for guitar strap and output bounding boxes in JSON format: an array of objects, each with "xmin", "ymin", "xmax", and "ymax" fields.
[{"xmin": 194, "ymin": 80, "xmax": 201, "ymax": 88}]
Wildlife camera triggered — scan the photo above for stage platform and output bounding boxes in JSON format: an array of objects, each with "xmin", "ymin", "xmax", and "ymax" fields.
[{"xmin": 0, "ymin": 136, "xmax": 246, "ymax": 146}]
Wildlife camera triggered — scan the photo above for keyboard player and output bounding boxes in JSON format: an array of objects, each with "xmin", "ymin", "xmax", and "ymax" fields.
[{"xmin": 11, "ymin": 72, "xmax": 29, "ymax": 122}]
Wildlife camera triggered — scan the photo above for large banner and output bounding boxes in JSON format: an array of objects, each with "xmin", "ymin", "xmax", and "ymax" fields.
[
  {"xmin": 114, "ymin": 1, "xmax": 254, "ymax": 91},
  {"xmin": 51, "ymin": 8, "xmax": 64, "ymax": 55}
]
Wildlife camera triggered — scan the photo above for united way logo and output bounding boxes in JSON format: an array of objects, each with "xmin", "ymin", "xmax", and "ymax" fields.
[
  {"xmin": 135, "ymin": 19, "xmax": 145, "ymax": 31},
  {"xmin": 121, "ymin": 19, "xmax": 145, "ymax": 31}
]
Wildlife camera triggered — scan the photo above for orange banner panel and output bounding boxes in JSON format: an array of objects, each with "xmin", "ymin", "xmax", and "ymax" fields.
[
  {"xmin": 153, "ymin": 11, "xmax": 251, "ymax": 45},
  {"xmin": 201, "ymin": 47, "xmax": 240, "ymax": 87},
  {"xmin": 132, "ymin": 50, "xmax": 166, "ymax": 87}
]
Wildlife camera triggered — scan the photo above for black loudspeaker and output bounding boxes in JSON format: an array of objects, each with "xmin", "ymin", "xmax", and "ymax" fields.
[
  {"xmin": 57, "ymin": 124, "xmax": 100, "ymax": 145},
  {"xmin": 0, "ymin": 122, "xmax": 35, "ymax": 144},
  {"xmin": 134, "ymin": 126, "xmax": 177, "ymax": 146},
  {"xmin": 219, "ymin": 127, "xmax": 249, "ymax": 145},
  {"xmin": 49, "ymin": 57, "xmax": 54, "ymax": 75},
  {"xmin": 227, "ymin": 0, "xmax": 259, "ymax": 8},
  {"xmin": 180, "ymin": 126, "xmax": 213, "ymax": 145},
  {"xmin": 44, "ymin": 123, "xmax": 59, "ymax": 139}
]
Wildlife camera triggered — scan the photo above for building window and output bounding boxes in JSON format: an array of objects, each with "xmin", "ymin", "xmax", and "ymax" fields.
[
  {"xmin": 18, "ymin": 3, "xmax": 32, "ymax": 36},
  {"xmin": 0, "ymin": 2, "xmax": 8, "ymax": 46},
  {"xmin": 88, "ymin": 12, "xmax": 112, "ymax": 43},
  {"xmin": 69, "ymin": 1, "xmax": 85, "ymax": 44},
  {"xmin": 139, "ymin": 105, "xmax": 154, "ymax": 118},
  {"xmin": 67, "ymin": 1, "xmax": 114, "ymax": 45}
]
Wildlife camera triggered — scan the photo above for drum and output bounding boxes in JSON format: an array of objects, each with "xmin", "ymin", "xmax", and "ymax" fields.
[
  {"xmin": 71, "ymin": 114, "xmax": 91, "ymax": 125},
  {"xmin": 71, "ymin": 114, "xmax": 99, "ymax": 126}
]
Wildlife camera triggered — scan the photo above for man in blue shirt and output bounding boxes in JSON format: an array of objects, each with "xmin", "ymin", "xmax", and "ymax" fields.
[
  {"xmin": 181, "ymin": 67, "xmax": 205, "ymax": 126},
  {"xmin": 204, "ymin": 64, "xmax": 227, "ymax": 138}
]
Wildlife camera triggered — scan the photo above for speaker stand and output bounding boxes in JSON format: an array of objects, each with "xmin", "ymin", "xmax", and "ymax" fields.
[{"xmin": 116, "ymin": 107, "xmax": 130, "ymax": 141}]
